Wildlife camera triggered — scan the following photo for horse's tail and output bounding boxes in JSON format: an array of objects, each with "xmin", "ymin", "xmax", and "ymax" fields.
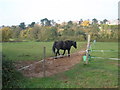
[{"xmin": 52, "ymin": 41, "xmax": 57, "ymax": 53}]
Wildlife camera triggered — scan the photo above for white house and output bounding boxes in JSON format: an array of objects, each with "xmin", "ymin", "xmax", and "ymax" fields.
[{"xmin": 108, "ymin": 19, "xmax": 119, "ymax": 25}]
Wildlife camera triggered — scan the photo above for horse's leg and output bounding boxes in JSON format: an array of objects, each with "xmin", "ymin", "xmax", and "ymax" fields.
[
  {"xmin": 55, "ymin": 52, "xmax": 57, "ymax": 56},
  {"xmin": 55, "ymin": 52, "xmax": 57, "ymax": 59},
  {"xmin": 62, "ymin": 50, "xmax": 66, "ymax": 55},
  {"xmin": 68, "ymin": 49, "xmax": 70, "ymax": 57},
  {"xmin": 55, "ymin": 49, "xmax": 60, "ymax": 58},
  {"xmin": 55, "ymin": 49, "xmax": 58, "ymax": 59},
  {"xmin": 57, "ymin": 49, "xmax": 60, "ymax": 55}
]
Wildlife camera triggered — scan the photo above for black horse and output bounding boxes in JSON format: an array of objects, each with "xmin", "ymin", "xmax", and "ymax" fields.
[{"xmin": 52, "ymin": 40, "xmax": 77, "ymax": 58}]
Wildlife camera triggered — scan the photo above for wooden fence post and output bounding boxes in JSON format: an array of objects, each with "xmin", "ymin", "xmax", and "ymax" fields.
[{"xmin": 43, "ymin": 47, "xmax": 46, "ymax": 77}]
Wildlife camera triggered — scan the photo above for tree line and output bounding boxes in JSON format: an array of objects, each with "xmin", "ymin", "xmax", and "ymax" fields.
[{"xmin": 0, "ymin": 18, "xmax": 119, "ymax": 42}]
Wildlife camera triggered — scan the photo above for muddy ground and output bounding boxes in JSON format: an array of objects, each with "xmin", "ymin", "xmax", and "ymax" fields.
[{"xmin": 14, "ymin": 49, "xmax": 86, "ymax": 78}]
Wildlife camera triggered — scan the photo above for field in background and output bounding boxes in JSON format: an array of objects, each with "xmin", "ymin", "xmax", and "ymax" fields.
[
  {"xmin": 2, "ymin": 42, "xmax": 86, "ymax": 61},
  {"xmin": 90, "ymin": 42, "xmax": 118, "ymax": 58}
]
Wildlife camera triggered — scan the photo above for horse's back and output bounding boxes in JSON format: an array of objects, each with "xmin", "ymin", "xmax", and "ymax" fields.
[
  {"xmin": 53, "ymin": 40, "xmax": 74, "ymax": 50},
  {"xmin": 64, "ymin": 40, "xmax": 73, "ymax": 47},
  {"xmin": 53, "ymin": 41, "xmax": 64, "ymax": 49},
  {"xmin": 53, "ymin": 41, "xmax": 58, "ymax": 47}
]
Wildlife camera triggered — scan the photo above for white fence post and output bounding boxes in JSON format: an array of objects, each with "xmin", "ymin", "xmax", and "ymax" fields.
[{"xmin": 86, "ymin": 34, "xmax": 90, "ymax": 64}]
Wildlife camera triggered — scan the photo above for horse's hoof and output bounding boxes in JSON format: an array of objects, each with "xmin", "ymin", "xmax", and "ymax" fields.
[
  {"xmin": 60, "ymin": 55, "xmax": 63, "ymax": 58},
  {"xmin": 54, "ymin": 57, "xmax": 57, "ymax": 59}
]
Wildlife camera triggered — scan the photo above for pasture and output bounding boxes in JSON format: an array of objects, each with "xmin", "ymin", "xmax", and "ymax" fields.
[
  {"xmin": 2, "ymin": 42, "xmax": 118, "ymax": 88},
  {"xmin": 2, "ymin": 42, "xmax": 85, "ymax": 61}
]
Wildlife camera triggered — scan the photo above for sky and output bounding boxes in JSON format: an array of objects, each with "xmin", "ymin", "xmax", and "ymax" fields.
[{"xmin": 0, "ymin": 0, "xmax": 119, "ymax": 26}]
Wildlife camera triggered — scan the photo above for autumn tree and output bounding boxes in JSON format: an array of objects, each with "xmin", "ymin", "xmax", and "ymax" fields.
[
  {"xmin": 11, "ymin": 26, "xmax": 21, "ymax": 39},
  {"xmin": 81, "ymin": 20, "xmax": 90, "ymax": 27},
  {"xmin": 38, "ymin": 26, "xmax": 58, "ymax": 41},
  {"xmin": 19, "ymin": 29, "xmax": 27, "ymax": 39},
  {"xmin": 1, "ymin": 27, "xmax": 12, "ymax": 41}
]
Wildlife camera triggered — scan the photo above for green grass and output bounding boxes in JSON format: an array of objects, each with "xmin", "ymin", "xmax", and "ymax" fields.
[
  {"xmin": 90, "ymin": 42, "xmax": 118, "ymax": 58},
  {"xmin": 2, "ymin": 42, "xmax": 86, "ymax": 61},
  {"xmin": 2, "ymin": 42, "xmax": 118, "ymax": 88},
  {"xmin": 22, "ymin": 59, "xmax": 118, "ymax": 88}
]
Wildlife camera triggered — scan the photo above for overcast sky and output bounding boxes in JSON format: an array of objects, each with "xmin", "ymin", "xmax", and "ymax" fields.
[{"xmin": 0, "ymin": 0, "xmax": 119, "ymax": 26}]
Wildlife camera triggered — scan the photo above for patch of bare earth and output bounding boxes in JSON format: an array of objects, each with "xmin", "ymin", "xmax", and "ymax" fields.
[{"xmin": 14, "ymin": 48, "xmax": 86, "ymax": 78}]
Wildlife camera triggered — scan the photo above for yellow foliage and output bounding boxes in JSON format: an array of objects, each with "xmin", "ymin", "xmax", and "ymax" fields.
[
  {"xmin": 27, "ymin": 28, "xmax": 33, "ymax": 31},
  {"xmin": 81, "ymin": 20, "xmax": 90, "ymax": 26},
  {"xmin": 1, "ymin": 27, "xmax": 12, "ymax": 41},
  {"xmin": 58, "ymin": 29, "xmax": 64, "ymax": 32},
  {"xmin": 1, "ymin": 27, "xmax": 10, "ymax": 31},
  {"xmin": 20, "ymin": 30, "xmax": 27, "ymax": 38}
]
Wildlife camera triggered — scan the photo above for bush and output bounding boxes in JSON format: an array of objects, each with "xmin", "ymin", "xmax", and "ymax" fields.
[
  {"xmin": 56, "ymin": 35, "xmax": 85, "ymax": 41},
  {"xmin": 2, "ymin": 56, "xmax": 25, "ymax": 88}
]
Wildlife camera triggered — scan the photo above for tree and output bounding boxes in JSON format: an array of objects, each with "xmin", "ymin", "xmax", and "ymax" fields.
[
  {"xmin": 68, "ymin": 21, "xmax": 73, "ymax": 25},
  {"xmin": 11, "ymin": 27, "xmax": 21, "ymax": 39},
  {"xmin": 75, "ymin": 30, "xmax": 85, "ymax": 36},
  {"xmin": 62, "ymin": 28, "xmax": 75, "ymax": 36},
  {"xmin": 28, "ymin": 22, "xmax": 35, "ymax": 27},
  {"xmin": 81, "ymin": 20, "xmax": 90, "ymax": 26},
  {"xmin": 1, "ymin": 27, "xmax": 12, "ymax": 41},
  {"xmin": 20, "ymin": 29, "xmax": 27, "ymax": 39},
  {"xmin": 100, "ymin": 21, "xmax": 103, "ymax": 24},
  {"xmin": 40, "ymin": 18, "xmax": 51, "ymax": 26},
  {"xmin": 26, "ymin": 24, "xmax": 41, "ymax": 40},
  {"xmin": 19, "ymin": 22, "xmax": 26, "ymax": 29},
  {"xmin": 79, "ymin": 19, "xmax": 83, "ymax": 24},
  {"xmin": 92, "ymin": 18, "xmax": 98, "ymax": 24},
  {"xmin": 38, "ymin": 27, "xmax": 57, "ymax": 41},
  {"xmin": 103, "ymin": 19, "xmax": 108, "ymax": 24},
  {"xmin": 51, "ymin": 20, "xmax": 56, "ymax": 26}
]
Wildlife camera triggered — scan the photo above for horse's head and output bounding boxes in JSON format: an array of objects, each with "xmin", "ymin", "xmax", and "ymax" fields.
[{"xmin": 72, "ymin": 41, "xmax": 77, "ymax": 49}]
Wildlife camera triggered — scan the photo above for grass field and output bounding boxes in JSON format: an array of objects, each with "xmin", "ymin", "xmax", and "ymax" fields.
[
  {"xmin": 90, "ymin": 42, "xmax": 118, "ymax": 58},
  {"xmin": 2, "ymin": 42, "xmax": 118, "ymax": 88},
  {"xmin": 2, "ymin": 42, "xmax": 86, "ymax": 61}
]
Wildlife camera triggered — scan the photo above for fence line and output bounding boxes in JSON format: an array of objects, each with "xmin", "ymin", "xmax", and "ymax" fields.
[
  {"xmin": 18, "ymin": 60, "xmax": 44, "ymax": 71},
  {"xmin": 91, "ymin": 50, "xmax": 118, "ymax": 52},
  {"xmin": 91, "ymin": 57, "xmax": 120, "ymax": 60},
  {"xmin": 18, "ymin": 50, "xmax": 119, "ymax": 71},
  {"xmin": 17, "ymin": 48, "xmax": 119, "ymax": 71},
  {"xmin": 18, "ymin": 51, "xmax": 84, "ymax": 71}
]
